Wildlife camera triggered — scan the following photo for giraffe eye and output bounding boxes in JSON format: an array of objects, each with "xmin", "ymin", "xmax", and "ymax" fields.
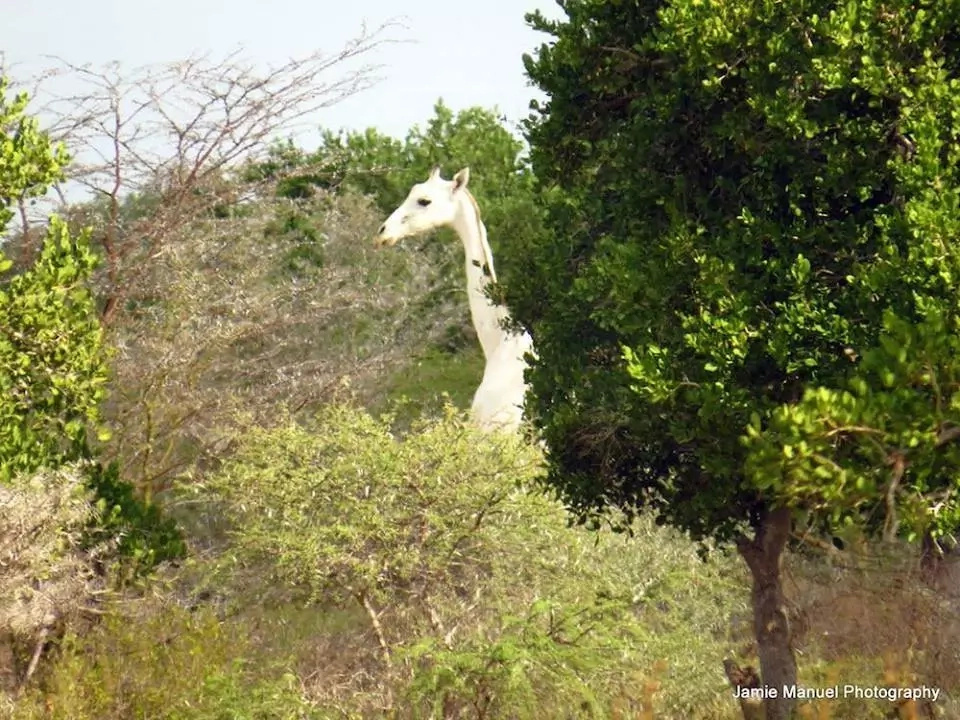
[{"xmin": 417, "ymin": 198, "xmax": 432, "ymax": 207}]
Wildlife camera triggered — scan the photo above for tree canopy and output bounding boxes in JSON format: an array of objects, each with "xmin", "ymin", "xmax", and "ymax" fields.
[
  {"xmin": 250, "ymin": 101, "xmax": 541, "ymax": 291},
  {"xmin": 514, "ymin": 0, "xmax": 960, "ymax": 545}
]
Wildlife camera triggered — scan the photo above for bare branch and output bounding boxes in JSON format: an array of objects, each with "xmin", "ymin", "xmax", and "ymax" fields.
[{"xmin": 9, "ymin": 20, "xmax": 405, "ymax": 310}]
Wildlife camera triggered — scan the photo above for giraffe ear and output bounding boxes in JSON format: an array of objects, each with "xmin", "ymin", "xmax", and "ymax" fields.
[
  {"xmin": 428, "ymin": 165, "xmax": 442, "ymax": 180},
  {"xmin": 452, "ymin": 167, "xmax": 470, "ymax": 192}
]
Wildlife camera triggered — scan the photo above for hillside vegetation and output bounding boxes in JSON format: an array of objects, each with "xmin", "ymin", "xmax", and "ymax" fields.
[{"xmin": 4, "ymin": 4, "xmax": 960, "ymax": 719}]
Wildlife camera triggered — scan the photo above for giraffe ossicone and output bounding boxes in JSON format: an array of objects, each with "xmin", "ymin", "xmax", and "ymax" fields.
[{"xmin": 375, "ymin": 166, "xmax": 533, "ymax": 432}]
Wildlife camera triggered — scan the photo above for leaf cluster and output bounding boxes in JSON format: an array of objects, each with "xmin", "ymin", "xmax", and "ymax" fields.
[{"xmin": 0, "ymin": 79, "xmax": 106, "ymax": 482}]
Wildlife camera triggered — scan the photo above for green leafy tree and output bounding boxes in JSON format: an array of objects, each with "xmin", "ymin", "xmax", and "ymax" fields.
[
  {"xmin": 307, "ymin": 126, "xmax": 408, "ymax": 207},
  {"xmin": 0, "ymin": 217, "xmax": 105, "ymax": 481},
  {"xmin": 0, "ymin": 79, "xmax": 106, "ymax": 481},
  {"xmin": 209, "ymin": 404, "xmax": 546, "ymax": 622},
  {"xmin": 261, "ymin": 100, "xmax": 530, "ymax": 210},
  {"xmin": 509, "ymin": 2, "xmax": 960, "ymax": 717},
  {"xmin": 0, "ymin": 78, "xmax": 183, "ymax": 578},
  {"xmin": 0, "ymin": 79, "xmax": 68, "ymax": 223}
]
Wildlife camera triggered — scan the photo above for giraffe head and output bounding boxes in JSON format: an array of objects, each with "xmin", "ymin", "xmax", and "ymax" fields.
[{"xmin": 375, "ymin": 166, "xmax": 470, "ymax": 246}]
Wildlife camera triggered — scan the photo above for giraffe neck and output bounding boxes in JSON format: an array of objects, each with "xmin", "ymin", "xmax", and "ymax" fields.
[{"xmin": 451, "ymin": 191, "xmax": 510, "ymax": 361}]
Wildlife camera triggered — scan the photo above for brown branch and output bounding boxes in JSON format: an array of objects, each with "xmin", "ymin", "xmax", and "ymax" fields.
[
  {"xmin": 789, "ymin": 530, "xmax": 844, "ymax": 559},
  {"xmin": 723, "ymin": 658, "xmax": 764, "ymax": 720},
  {"xmin": 883, "ymin": 452, "xmax": 905, "ymax": 542},
  {"xmin": 824, "ymin": 424, "xmax": 885, "ymax": 438},
  {"xmin": 936, "ymin": 425, "xmax": 960, "ymax": 448},
  {"xmin": 14, "ymin": 626, "xmax": 49, "ymax": 698},
  {"xmin": 19, "ymin": 21, "xmax": 406, "ymax": 324},
  {"xmin": 16, "ymin": 195, "xmax": 31, "ymax": 265},
  {"xmin": 359, "ymin": 591, "xmax": 393, "ymax": 712}
]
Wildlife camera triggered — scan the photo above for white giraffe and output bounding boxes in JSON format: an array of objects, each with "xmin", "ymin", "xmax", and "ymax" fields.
[{"xmin": 375, "ymin": 166, "xmax": 533, "ymax": 432}]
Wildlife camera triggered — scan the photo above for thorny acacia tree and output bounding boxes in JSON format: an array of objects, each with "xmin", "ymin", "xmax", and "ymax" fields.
[
  {"xmin": 2, "ymin": 25, "xmax": 427, "ymax": 495},
  {"xmin": 508, "ymin": 2, "xmax": 960, "ymax": 718},
  {"xmin": 11, "ymin": 21, "xmax": 400, "ymax": 324},
  {"xmin": 96, "ymin": 188, "xmax": 463, "ymax": 497}
]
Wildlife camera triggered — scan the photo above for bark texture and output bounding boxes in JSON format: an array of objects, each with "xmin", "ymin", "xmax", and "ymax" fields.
[{"xmin": 736, "ymin": 506, "xmax": 796, "ymax": 720}]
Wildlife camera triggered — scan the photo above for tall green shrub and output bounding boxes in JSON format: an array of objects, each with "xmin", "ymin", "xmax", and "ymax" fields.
[
  {"xmin": 0, "ymin": 78, "xmax": 182, "ymax": 576},
  {"xmin": 207, "ymin": 405, "xmax": 721, "ymax": 717},
  {"xmin": 0, "ymin": 79, "xmax": 106, "ymax": 481}
]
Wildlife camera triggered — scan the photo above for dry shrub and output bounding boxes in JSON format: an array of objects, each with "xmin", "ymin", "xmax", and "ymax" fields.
[
  {"xmin": 102, "ymin": 188, "xmax": 466, "ymax": 497},
  {"xmin": 0, "ymin": 466, "xmax": 109, "ymax": 695},
  {"xmin": 7, "ymin": 594, "xmax": 315, "ymax": 720},
  {"xmin": 9, "ymin": 26, "xmax": 400, "ymax": 305}
]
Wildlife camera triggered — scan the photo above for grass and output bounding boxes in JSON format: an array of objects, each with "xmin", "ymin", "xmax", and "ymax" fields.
[{"xmin": 379, "ymin": 343, "xmax": 486, "ymax": 428}]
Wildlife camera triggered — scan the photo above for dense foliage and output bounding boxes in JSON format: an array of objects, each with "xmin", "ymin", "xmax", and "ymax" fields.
[
  {"xmin": 0, "ymin": 79, "xmax": 68, "ymax": 230},
  {"xmin": 0, "ymin": 219, "xmax": 106, "ymax": 481},
  {"xmin": 12, "ymin": 406, "xmax": 749, "ymax": 719},
  {"xmin": 512, "ymin": 0, "xmax": 960, "ymax": 545},
  {"xmin": 209, "ymin": 405, "xmax": 547, "ymax": 608},
  {"xmin": 204, "ymin": 405, "xmax": 745, "ymax": 718},
  {"xmin": 510, "ymin": 4, "xmax": 960, "ymax": 713},
  {"xmin": 84, "ymin": 461, "xmax": 186, "ymax": 577},
  {"xmin": 0, "ymin": 80, "xmax": 105, "ymax": 481}
]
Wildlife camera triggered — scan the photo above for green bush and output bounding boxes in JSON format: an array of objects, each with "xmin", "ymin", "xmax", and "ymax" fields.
[
  {"xmin": 0, "ymin": 78, "xmax": 104, "ymax": 480},
  {"xmin": 84, "ymin": 461, "xmax": 186, "ymax": 580},
  {"xmin": 0, "ymin": 78, "xmax": 182, "ymax": 582},
  {"xmin": 11, "ymin": 602, "xmax": 315, "ymax": 720},
  {"xmin": 208, "ymin": 404, "xmax": 545, "ymax": 608},
  {"xmin": 206, "ymin": 404, "xmax": 746, "ymax": 718},
  {"xmin": 0, "ymin": 220, "xmax": 107, "ymax": 483}
]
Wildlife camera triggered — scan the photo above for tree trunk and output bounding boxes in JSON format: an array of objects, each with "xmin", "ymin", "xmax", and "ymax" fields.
[
  {"xmin": 101, "ymin": 294, "xmax": 119, "ymax": 325},
  {"xmin": 736, "ymin": 505, "xmax": 797, "ymax": 720},
  {"xmin": 14, "ymin": 626, "xmax": 49, "ymax": 698}
]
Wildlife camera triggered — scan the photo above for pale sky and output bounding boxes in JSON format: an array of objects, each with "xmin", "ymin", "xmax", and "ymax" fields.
[{"xmin": 2, "ymin": 0, "xmax": 563, "ymax": 144}]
